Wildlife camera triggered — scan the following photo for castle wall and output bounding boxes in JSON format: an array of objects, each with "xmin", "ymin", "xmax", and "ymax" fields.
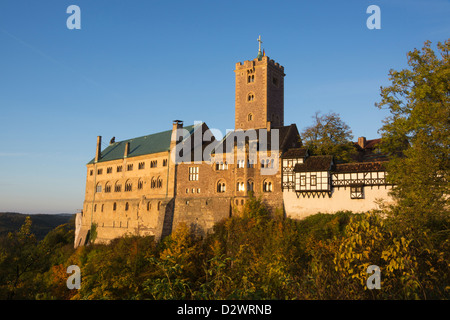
[{"xmin": 283, "ymin": 185, "xmax": 394, "ymax": 220}]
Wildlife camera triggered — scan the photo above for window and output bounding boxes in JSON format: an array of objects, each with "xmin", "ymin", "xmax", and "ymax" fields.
[
  {"xmin": 114, "ymin": 181, "xmax": 122, "ymax": 192},
  {"xmin": 113, "ymin": 202, "xmax": 117, "ymax": 211},
  {"xmin": 127, "ymin": 164, "xmax": 133, "ymax": 171},
  {"xmin": 117, "ymin": 165, "xmax": 122, "ymax": 173},
  {"xmin": 261, "ymin": 159, "xmax": 273, "ymax": 168},
  {"xmin": 163, "ymin": 159, "xmax": 168, "ymax": 166},
  {"xmin": 104, "ymin": 182, "xmax": 111, "ymax": 193},
  {"xmin": 310, "ymin": 175, "xmax": 317, "ymax": 186},
  {"xmin": 125, "ymin": 180, "xmax": 132, "ymax": 192},
  {"xmin": 150, "ymin": 160, "xmax": 157, "ymax": 168},
  {"xmin": 216, "ymin": 161, "xmax": 228, "ymax": 170},
  {"xmin": 138, "ymin": 162, "xmax": 145, "ymax": 170},
  {"xmin": 96, "ymin": 183, "xmax": 102, "ymax": 193},
  {"xmin": 300, "ymin": 175, "xmax": 306, "ymax": 186},
  {"xmin": 197, "ymin": 188, "xmax": 201, "ymax": 193},
  {"xmin": 138, "ymin": 179, "xmax": 143, "ymax": 190},
  {"xmin": 236, "ymin": 181, "xmax": 245, "ymax": 192},
  {"xmin": 272, "ymin": 76, "xmax": 279, "ymax": 87},
  {"xmin": 247, "ymin": 74, "xmax": 255, "ymax": 83},
  {"xmin": 157, "ymin": 177, "xmax": 162, "ymax": 188},
  {"xmin": 248, "ymin": 93, "xmax": 255, "ymax": 102},
  {"xmin": 107, "ymin": 167, "xmax": 112, "ymax": 174},
  {"xmin": 189, "ymin": 167, "xmax": 199, "ymax": 181},
  {"xmin": 101, "ymin": 204, "xmax": 104, "ymax": 212},
  {"xmin": 237, "ymin": 159, "xmax": 245, "ymax": 168},
  {"xmin": 350, "ymin": 186, "xmax": 364, "ymax": 199},
  {"xmin": 247, "ymin": 180, "xmax": 254, "ymax": 192},
  {"xmin": 157, "ymin": 201, "xmax": 161, "ymax": 211},
  {"xmin": 97, "ymin": 168, "xmax": 103, "ymax": 175},
  {"xmin": 217, "ymin": 180, "xmax": 226, "ymax": 193},
  {"xmin": 263, "ymin": 180, "xmax": 273, "ymax": 192},
  {"xmin": 147, "ymin": 202, "xmax": 151, "ymax": 211},
  {"xmin": 125, "ymin": 202, "xmax": 129, "ymax": 211},
  {"xmin": 94, "ymin": 204, "xmax": 97, "ymax": 212},
  {"xmin": 90, "ymin": 170, "xmax": 93, "ymax": 176},
  {"xmin": 151, "ymin": 177, "xmax": 156, "ymax": 189},
  {"xmin": 247, "ymin": 157, "xmax": 255, "ymax": 168}
]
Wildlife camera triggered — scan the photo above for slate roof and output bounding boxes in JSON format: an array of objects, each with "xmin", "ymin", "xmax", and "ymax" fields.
[
  {"xmin": 282, "ymin": 147, "xmax": 309, "ymax": 159},
  {"xmin": 88, "ymin": 124, "xmax": 197, "ymax": 164},
  {"xmin": 293, "ymin": 155, "xmax": 334, "ymax": 172}
]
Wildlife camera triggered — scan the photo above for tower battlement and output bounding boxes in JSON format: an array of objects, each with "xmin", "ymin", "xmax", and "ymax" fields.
[{"xmin": 235, "ymin": 56, "xmax": 285, "ymax": 73}]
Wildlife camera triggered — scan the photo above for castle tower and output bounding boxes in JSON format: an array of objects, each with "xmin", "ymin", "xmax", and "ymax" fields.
[{"xmin": 234, "ymin": 36, "xmax": 285, "ymax": 131}]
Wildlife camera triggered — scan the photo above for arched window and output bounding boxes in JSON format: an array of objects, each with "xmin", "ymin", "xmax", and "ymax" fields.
[
  {"xmin": 147, "ymin": 201, "xmax": 151, "ymax": 211},
  {"xmin": 104, "ymin": 182, "xmax": 111, "ymax": 193},
  {"xmin": 114, "ymin": 181, "xmax": 121, "ymax": 192},
  {"xmin": 94, "ymin": 204, "xmax": 97, "ymax": 212},
  {"xmin": 217, "ymin": 180, "xmax": 226, "ymax": 193},
  {"xmin": 236, "ymin": 181, "xmax": 245, "ymax": 192},
  {"xmin": 263, "ymin": 180, "xmax": 273, "ymax": 192},
  {"xmin": 113, "ymin": 202, "xmax": 117, "ymax": 211},
  {"xmin": 96, "ymin": 183, "xmax": 102, "ymax": 193},
  {"xmin": 247, "ymin": 93, "xmax": 255, "ymax": 102},
  {"xmin": 247, "ymin": 180, "xmax": 254, "ymax": 192},
  {"xmin": 157, "ymin": 177, "xmax": 162, "ymax": 188},
  {"xmin": 248, "ymin": 113, "xmax": 253, "ymax": 121},
  {"xmin": 125, "ymin": 180, "xmax": 132, "ymax": 192},
  {"xmin": 157, "ymin": 201, "xmax": 161, "ymax": 211},
  {"xmin": 125, "ymin": 202, "xmax": 129, "ymax": 211},
  {"xmin": 138, "ymin": 179, "xmax": 143, "ymax": 190},
  {"xmin": 151, "ymin": 177, "xmax": 156, "ymax": 189},
  {"xmin": 101, "ymin": 204, "xmax": 104, "ymax": 212}
]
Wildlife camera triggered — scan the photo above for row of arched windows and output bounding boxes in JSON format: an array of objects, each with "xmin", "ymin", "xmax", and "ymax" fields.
[
  {"xmin": 96, "ymin": 177, "xmax": 163, "ymax": 193},
  {"xmin": 91, "ymin": 200, "xmax": 162, "ymax": 213},
  {"xmin": 216, "ymin": 179, "xmax": 272, "ymax": 193}
]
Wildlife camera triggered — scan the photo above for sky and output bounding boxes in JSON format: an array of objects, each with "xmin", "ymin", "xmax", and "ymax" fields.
[{"xmin": 0, "ymin": 0, "xmax": 449, "ymax": 214}]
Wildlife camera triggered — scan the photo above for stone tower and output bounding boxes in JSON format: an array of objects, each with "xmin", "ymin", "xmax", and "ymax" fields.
[{"xmin": 234, "ymin": 36, "xmax": 285, "ymax": 131}]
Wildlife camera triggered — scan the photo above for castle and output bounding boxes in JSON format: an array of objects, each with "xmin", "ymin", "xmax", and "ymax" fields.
[{"xmin": 74, "ymin": 39, "xmax": 393, "ymax": 247}]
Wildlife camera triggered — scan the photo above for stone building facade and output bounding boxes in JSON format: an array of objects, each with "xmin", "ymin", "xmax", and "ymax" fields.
[{"xmin": 74, "ymin": 44, "xmax": 393, "ymax": 247}]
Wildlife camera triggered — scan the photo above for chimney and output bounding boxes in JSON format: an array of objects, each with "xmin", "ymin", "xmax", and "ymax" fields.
[
  {"xmin": 95, "ymin": 136, "xmax": 102, "ymax": 163},
  {"xmin": 124, "ymin": 141, "xmax": 130, "ymax": 158},
  {"xmin": 171, "ymin": 120, "xmax": 184, "ymax": 142},
  {"xmin": 358, "ymin": 136, "xmax": 366, "ymax": 149}
]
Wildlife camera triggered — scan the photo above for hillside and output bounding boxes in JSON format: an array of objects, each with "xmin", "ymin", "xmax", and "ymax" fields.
[{"xmin": 0, "ymin": 212, "xmax": 75, "ymax": 240}]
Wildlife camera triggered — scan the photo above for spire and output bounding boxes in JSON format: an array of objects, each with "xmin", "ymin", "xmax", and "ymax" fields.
[{"xmin": 256, "ymin": 35, "xmax": 263, "ymax": 59}]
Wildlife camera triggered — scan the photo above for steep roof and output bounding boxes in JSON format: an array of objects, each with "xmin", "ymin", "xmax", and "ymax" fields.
[
  {"xmin": 293, "ymin": 155, "xmax": 334, "ymax": 172},
  {"xmin": 282, "ymin": 147, "xmax": 309, "ymax": 159},
  {"xmin": 88, "ymin": 124, "xmax": 197, "ymax": 164}
]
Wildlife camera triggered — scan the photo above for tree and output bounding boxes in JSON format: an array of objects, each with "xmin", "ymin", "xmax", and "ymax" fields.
[
  {"xmin": 0, "ymin": 217, "xmax": 40, "ymax": 299},
  {"xmin": 375, "ymin": 40, "xmax": 450, "ymax": 229},
  {"xmin": 301, "ymin": 111, "xmax": 355, "ymax": 162}
]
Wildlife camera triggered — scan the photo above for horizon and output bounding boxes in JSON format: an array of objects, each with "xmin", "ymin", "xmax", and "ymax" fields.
[{"xmin": 1, "ymin": 0, "xmax": 449, "ymax": 214}]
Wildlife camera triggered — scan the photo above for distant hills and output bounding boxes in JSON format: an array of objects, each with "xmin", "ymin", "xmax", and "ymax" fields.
[{"xmin": 0, "ymin": 212, "xmax": 75, "ymax": 240}]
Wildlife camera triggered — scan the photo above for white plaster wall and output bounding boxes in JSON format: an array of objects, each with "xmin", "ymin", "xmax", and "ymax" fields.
[{"xmin": 283, "ymin": 185, "xmax": 393, "ymax": 220}]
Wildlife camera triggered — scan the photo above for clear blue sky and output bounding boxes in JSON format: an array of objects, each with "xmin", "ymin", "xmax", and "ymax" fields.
[{"xmin": 0, "ymin": 0, "xmax": 449, "ymax": 214}]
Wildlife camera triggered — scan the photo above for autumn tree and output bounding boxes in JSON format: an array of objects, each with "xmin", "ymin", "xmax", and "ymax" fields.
[
  {"xmin": 301, "ymin": 111, "xmax": 355, "ymax": 162},
  {"xmin": 375, "ymin": 40, "xmax": 450, "ymax": 229}
]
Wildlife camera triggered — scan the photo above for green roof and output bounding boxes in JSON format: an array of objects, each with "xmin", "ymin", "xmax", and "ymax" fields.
[{"xmin": 88, "ymin": 124, "xmax": 197, "ymax": 164}]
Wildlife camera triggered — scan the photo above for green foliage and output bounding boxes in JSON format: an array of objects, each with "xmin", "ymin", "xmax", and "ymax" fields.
[
  {"xmin": 301, "ymin": 111, "xmax": 356, "ymax": 162},
  {"xmin": 376, "ymin": 39, "xmax": 450, "ymax": 229}
]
